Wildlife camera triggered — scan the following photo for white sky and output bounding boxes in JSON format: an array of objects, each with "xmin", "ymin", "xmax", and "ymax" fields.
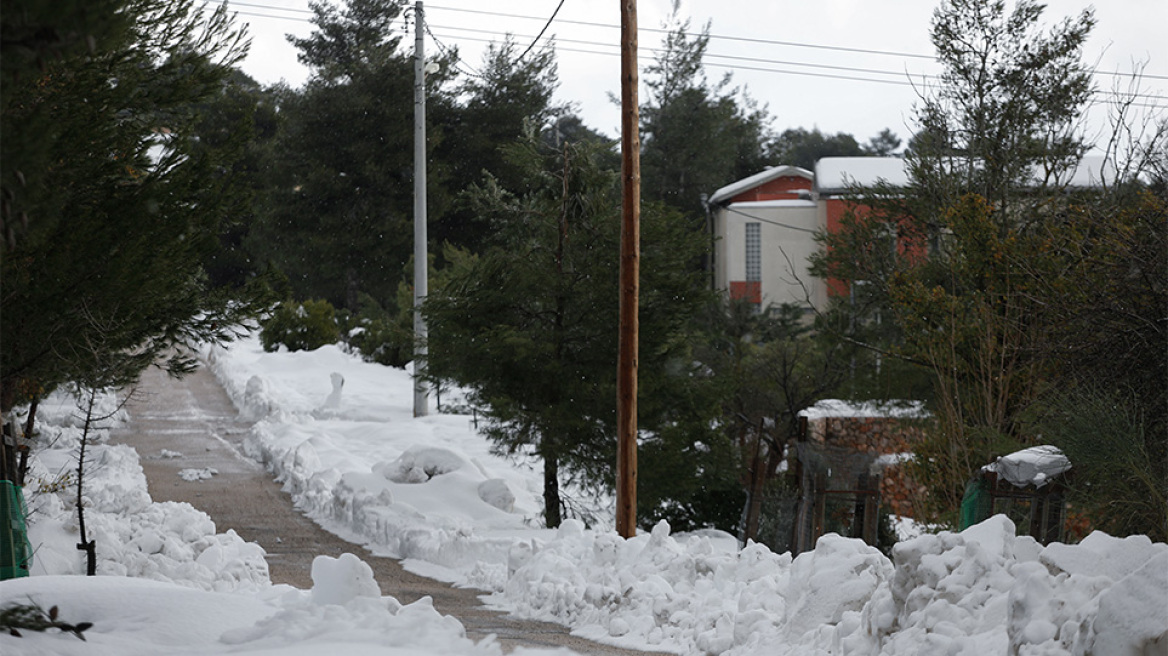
[{"xmin": 223, "ymin": 0, "xmax": 1166, "ymax": 149}]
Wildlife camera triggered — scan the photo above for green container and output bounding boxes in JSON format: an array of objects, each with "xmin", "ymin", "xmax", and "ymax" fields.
[
  {"xmin": 0, "ymin": 480, "xmax": 32, "ymax": 579},
  {"xmin": 959, "ymin": 477, "xmax": 993, "ymax": 531}
]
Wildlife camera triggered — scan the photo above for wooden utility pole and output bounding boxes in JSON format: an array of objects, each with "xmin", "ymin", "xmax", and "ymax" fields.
[
  {"xmin": 616, "ymin": 0, "xmax": 640, "ymax": 539},
  {"xmin": 412, "ymin": 1, "xmax": 429, "ymax": 418}
]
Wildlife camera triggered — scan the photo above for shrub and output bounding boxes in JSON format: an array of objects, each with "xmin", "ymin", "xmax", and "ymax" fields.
[
  {"xmin": 336, "ymin": 292, "xmax": 413, "ymax": 368},
  {"xmin": 260, "ymin": 300, "xmax": 340, "ymax": 352}
]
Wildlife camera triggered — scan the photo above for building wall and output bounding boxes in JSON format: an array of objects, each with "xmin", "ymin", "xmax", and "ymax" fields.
[
  {"xmin": 804, "ymin": 416, "xmax": 928, "ymax": 518},
  {"xmin": 726, "ymin": 175, "xmax": 812, "ymax": 203},
  {"xmin": 715, "ymin": 201, "xmax": 822, "ymax": 310}
]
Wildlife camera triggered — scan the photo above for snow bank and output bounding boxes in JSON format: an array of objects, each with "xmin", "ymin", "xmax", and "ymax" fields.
[
  {"xmin": 0, "ymin": 554, "xmax": 566, "ymax": 656},
  {"xmin": 10, "ymin": 389, "xmax": 573, "ymax": 656},
  {"xmin": 206, "ymin": 339, "xmax": 550, "ymax": 577},
  {"xmin": 20, "ymin": 389, "xmax": 268, "ymax": 591},
  {"xmin": 493, "ymin": 516, "xmax": 1167, "ymax": 655},
  {"xmin": 200, "ymin": 335, "xmax": 1166, "ymax": 656}
]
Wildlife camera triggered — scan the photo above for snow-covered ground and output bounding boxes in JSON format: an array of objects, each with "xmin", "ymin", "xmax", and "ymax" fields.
[{"xmin": 4, "ymin": 334, "xmax": 1166, "ymax": 655}]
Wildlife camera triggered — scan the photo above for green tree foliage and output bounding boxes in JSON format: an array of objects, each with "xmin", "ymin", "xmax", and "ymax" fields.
[
  {"xmin": 1, "ymin": 0, "xmax": 270, "ymax": 423},
  {"xmin": 423, "ymin": 137, "xmax": 713, "ymax": 528},
  {"xmin": 690, "ymin": 300, "xmax": 853, "ymax": 538},
  {"xmin": 260, "ymin": 300, "xmax": 341, "ymax": 353},
  {"xmin": 911, "ymin": 0, "xmax": 1094, "ymax": 217},
  {"xmin": 811, "ymin": 0, "xmax": 1103, "ymax": 525},
  {"xmin": 1028, "ymin": 387, "xmax": 1166, "ymax": 543},
  {"xmin": 864, "ymin": 128, "xmax": 903, "ymax": 157},
  {"xmin": 192, "ymin": 69, "xmax": 281, "ymax": 289},
  {"xmin": 640, "ymin": 11, "xmax": 769, "ymax": 221},
  {"xmin": 1, "ymin": 0, "xmax": 130, "ymax": 249},
  {"xmin": 767, "ymin": 128, "xmax": 863, "ymax": 170},
  {"xmin": 767, "ymin": 126, "xmax": 903, "ymax": 170},
  {"xmin": 250, "ymin": 0, "xmax": 457, "ymax": 310},
  {"xmin": 433, "ymin": 39, "xmax": 564, "ymax": 250}
]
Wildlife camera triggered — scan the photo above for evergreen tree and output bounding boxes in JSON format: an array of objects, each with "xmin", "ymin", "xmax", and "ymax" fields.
[
  {"xmin": 863, "ymin": 128, "xmax": 903, "ymax": 157},
  {"xmin": 250, "ymin": 0, "xmax": 457, "ymax": 309},
  {"xmin": 811, "ymin": 0, "xmax": 1100, "ymax": 524},
  {"xmin": 423, "ymin": 137, "xmax": 713, "ymax": 528},
  {"xmin": 190, "ymin": 69, "xmax": 281, "ymax": 289},
  {"xmin": 767, "ymin": 127, "xmax": 865, "ymax": 170},
  {"xmin": 640, "ymin": 10, "xmax": 770, "ymax": 222},
  {"xmin": 1, "ymin": 0, "xmax": 130, "ymax": 249},
  {"xmin": 1, "ymin": 0, "xmax": 269, "ymax": 430},
  {"xmin": 910, "ymin": 0, "xmax": 1094, "ymax": 219},
  {"xmin": 433, "ymin": 38, "xmax": 564, "ymax": 250}
]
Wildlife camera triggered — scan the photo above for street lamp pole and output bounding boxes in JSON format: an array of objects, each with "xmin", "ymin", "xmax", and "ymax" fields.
[{"xmin": 412, "ymin": 0, "xmax": 429, "ymax": 418}]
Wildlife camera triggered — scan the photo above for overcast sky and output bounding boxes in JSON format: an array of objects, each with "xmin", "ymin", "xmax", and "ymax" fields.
[{"xmin": 222, "ymin": 0, "xmax": 1166, "ymax": 152}]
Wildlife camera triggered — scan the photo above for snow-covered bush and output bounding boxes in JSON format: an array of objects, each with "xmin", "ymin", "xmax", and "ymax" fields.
[{"xmin": 260, "ymin": 300, "xmax": 340, "ymax": 353}]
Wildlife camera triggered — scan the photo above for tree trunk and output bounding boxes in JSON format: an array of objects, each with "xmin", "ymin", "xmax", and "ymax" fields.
[
  {"xmin": 543, "ymin": 448, "xmax": 562, "ymax": 528},
  {"xmin": 16, "ymin": 396, "xmax": 38, "ymax": 486},
  {"xmin": 743, "ymin": 430, "xmax": 767, "ymax": 541}
]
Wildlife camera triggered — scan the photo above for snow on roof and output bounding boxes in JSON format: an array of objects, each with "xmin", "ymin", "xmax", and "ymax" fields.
[
  {"xmin": 814, "ymin": 157, "xmax": 910, "ymax": 194},
  {"xmin": 983, "ymin": 445, "xmax": 1071, "ymax": 488},
  {"xmin": 708, "ymin": 165, "xmax": 813, "ymax": 206},
  {"xmin": 798, "ymin": 399, "xmax": 929, "ymax": 420},
  {"xmin": 815, "ymin": 155, "xmax": 1114, "ymax": 195},
  {"xmin": 726, "ymin": 199, "xmax": 817, "ymax": 209}
]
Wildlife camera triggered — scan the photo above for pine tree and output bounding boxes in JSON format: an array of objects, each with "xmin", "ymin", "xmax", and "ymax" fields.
[
  {"xmin": 432, "ymin": 38, "xmax": 564, "ymax": 251},
  {"xmin": 1, "ymin": 0, "xmax": 271, "ymax": 471},
  {"xmin": 251, "ymin": 0, "xmax": 457, "ymax": 309},
  {"xmin": 423, "ymin": 137, "xmax": 713, "ymax": 527},
  {"xmin": 640, "ymin": 10, "xmax": 769, "ymax": 223}
]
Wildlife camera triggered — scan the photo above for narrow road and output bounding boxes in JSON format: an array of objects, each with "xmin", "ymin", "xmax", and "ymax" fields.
[{"xmin": 111, "ymin": 363, "xmax": 672, "ymax": 656}]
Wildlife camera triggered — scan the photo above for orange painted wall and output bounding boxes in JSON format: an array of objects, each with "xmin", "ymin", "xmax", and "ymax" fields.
[
  {"xmin": 822, "ymin": 197, "xmax": 927, "ymax": 299},
  {"xmin": 824, "ymin": 198, "xmax": 859, "ymax": 298},
  {"xmin": 728, "ymin": 176, "xmax": 811, "ymax": 203}
]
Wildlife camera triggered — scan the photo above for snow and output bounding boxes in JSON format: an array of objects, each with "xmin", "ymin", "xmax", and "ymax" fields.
[
  {"xmin": 5, "ymin": 334, "xmax": 1166, "ymax": 655},
  {"xmin": 707, "ymin": 165, "xmax": 813, "ymax": 206},
  {"xmin": 814, "ymin": 155, "xmax": 1115, "ymax": 195},
  {"xmin": 724, "ymin": 199, "xmax": 817, "ymax": 209},
  {"xmin": 983, "ymin": 445, "xmax": 1072, "ymax": 488},
  {"xmin": 798, "ymin": 398, "xmax": 929, "ymax": 419},
  {"xmin": 814, "ymin": 157, "xmax": 911, "ymax": 194}
]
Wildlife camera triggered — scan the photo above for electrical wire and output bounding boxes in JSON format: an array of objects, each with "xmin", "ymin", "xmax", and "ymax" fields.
[
  {"xmin": 204, "ymin": 0, "xmax": 1168, "ymax": 100},
  {"xmin": 515, "ymin": 0, "xmax": 566, "ymax": 63},
  {"xmin": 720, "ymin": 204, "xmax": 820, "ymax": 234},
  {"xmin": 424, "ymin": 20, "xmax": 484, "ymax": 78}
]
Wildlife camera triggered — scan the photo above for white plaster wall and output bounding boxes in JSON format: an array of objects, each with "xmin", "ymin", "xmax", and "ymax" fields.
[{"xmin": 714, "ymin": 201, "xmax": 827, "ymax": 311}]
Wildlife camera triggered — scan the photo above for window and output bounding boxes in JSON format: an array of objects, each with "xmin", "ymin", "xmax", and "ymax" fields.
[{"xmin": 745, "ymin": 223, "xmax": 761, "ymax": 282}]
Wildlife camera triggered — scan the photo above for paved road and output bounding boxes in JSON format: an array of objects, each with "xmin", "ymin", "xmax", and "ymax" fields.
[{"xmin": 111, "ymin": 363, "xmax": 672, "ymax": 656}]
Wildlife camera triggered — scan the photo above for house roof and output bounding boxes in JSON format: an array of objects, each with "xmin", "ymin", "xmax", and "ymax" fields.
[
  {"xmin": 815, "ymin": 157, "xmax": 909, "ymax": 194},
  {"xmin": 727, "ymin": 199, "xmax": 817, "ymax": 209},
  {"xmin": 707, "ymin": 165, "xmax": 813, "ymax": 206},
  {"xmin": 814, "ymin": 155, "xmax": 1115, "ymax": 195}
]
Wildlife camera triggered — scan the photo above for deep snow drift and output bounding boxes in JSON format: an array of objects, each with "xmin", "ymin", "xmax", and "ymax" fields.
[{"xmin": 4, "ymin": 335, "xmax": 1165, "ymax": 655}]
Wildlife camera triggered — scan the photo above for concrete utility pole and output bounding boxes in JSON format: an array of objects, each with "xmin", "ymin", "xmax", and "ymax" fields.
[
  {"xmin": 617, "ymin": 0, "xmax": 640, "ymax": 539},
  {"xmin": 412, "ymin": 1, "xmax": 429, "ymax": 418}
]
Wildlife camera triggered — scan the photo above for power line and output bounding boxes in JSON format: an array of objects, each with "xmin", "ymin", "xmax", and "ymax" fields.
[
  {"xmin": 515, "ymin": 0, "xmax": 566, "ymax": 63},
  {"xmin": 205, "ymin": 0, "xmax": 1168, "ymax": 100},
  {"xmin": 428, "ymin": 2, "xmax": 1168, "ymax": 83},
  {"xmin": 721, "ymin": 204, "xmax": 820, "ymax": 234},
  {"xmin": 427, "ymin": 3, "xmax": 938, "ymax": 62},
  {"xmin": 429, "ymin": 26, "xmax": 1168, "ymax": 101},
  {"xmin": 424, "ymin": 19, "xmax": 483, "ymax": 78}
]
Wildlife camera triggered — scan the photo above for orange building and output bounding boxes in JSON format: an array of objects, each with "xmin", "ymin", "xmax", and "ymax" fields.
[{"xmin": 707, "ymin": 157, "xmax": 908, "ymax": 313}]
